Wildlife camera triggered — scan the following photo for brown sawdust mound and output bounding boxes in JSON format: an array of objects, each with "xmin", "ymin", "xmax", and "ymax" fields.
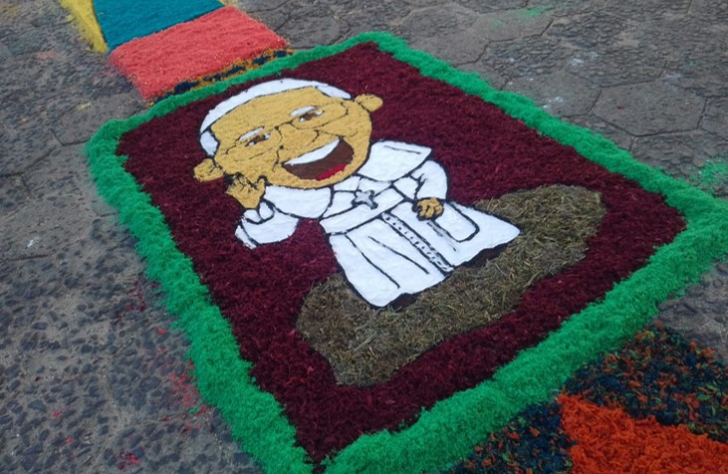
[{"xmin": 296, "ymin": 185, "xmax": 606, "ymax": 386}]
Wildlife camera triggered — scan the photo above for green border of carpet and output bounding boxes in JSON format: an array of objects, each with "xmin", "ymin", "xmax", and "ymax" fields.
[{"xmin": 85, "ymin": 33, "xmax": 728, "ymax": 474}]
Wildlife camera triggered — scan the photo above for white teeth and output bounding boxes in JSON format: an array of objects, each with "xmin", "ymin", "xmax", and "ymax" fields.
[{"xmin": 285, "ymin": 139, "xmax": 339, "ymax": 166}]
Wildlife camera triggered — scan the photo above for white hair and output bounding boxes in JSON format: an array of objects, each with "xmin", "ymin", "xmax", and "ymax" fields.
[{"xmin": 199, "ymin": 78, "xmax": 351, "ymax": 156}]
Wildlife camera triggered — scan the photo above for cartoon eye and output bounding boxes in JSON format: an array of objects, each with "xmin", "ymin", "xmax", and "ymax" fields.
[
  {"xmin": 298, "ymin": 110, "xmax": 323, "ymax": 122},
  {"xmin": 246, "ymin": 133, "xmax": 270, "ymax": 147}
]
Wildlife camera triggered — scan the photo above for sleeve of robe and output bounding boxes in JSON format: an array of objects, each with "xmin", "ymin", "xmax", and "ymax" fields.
[
  {"xmin": 234, "ymin": 186, "xmax": 331, "ymax": 249},
  {"xmin": 235, "ymin": 201, "xmax": 300, "ymax": 249},
  {"xmin": 411, "ymin": 160, "xmax": 448, "ymax": 200}
]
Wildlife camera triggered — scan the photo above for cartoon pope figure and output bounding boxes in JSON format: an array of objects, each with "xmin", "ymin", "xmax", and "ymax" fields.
[{"xmin": 194, "ymin": 79, "xmax": 520, "ymax": 307}]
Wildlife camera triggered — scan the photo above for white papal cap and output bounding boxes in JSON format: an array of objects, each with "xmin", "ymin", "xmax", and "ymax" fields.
[{"xmin": 199, "ymin": 78, "xmax": 351, "ymax": 156}]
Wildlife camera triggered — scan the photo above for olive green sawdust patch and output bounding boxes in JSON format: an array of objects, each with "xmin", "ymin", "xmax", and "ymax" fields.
[{"xmin": 297, "ymin": 185, "xmax": 605, "ymax": 386}]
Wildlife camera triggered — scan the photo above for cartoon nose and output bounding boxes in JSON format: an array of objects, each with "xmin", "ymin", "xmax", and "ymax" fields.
[
  {"xmin": 277, "ymin": 123, "xmax": 317, "ymax": 147},
  {"xmin": 278, "ymin": 123, "xmax": 297, "ymax": 133}
]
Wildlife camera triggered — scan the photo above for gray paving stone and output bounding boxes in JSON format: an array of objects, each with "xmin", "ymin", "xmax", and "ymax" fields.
[
  {"xmin": 657, "ymin": 269, "xmax": 728, "ymax": 362},
  {"xmin": 3, "ymin": 26, "xmax": 49, "ymax": 57},
  {"xmin": 566, "ymin": 47, "xmax": 666, "ymax": 87},
  {"xmin": 2, "ymin": 31, "xmax": 131, "ymax": 100},
  {"xmin": 323, "ymin": 0, "xmax": 411, "ymax": 18},
  {"xmin": 640, "ymin": 17, "xmax": 728, "ymax": 97},
  {"xmin": 0, "ymin": 40, "xmax": 10, "ymax": 62},
  {"xmin": 479, "ymin": 35, "xmax": 571, "ymax": 79},
  {"xmin": 689, "ymin": 0, "xmax": 728, "ymax": 22},
  {"xmin": 592, "ymin": 81, "xmax": 705, "ymax": 136},
  {"xmin": 243, "ymin": 6, "xmax": 291, "ymax": 31},
  {"xmin": 398, "ymin": 4, "xmax": 488, "ymax": 65},
  {"xmin": 547, "ymin": 12, "xmax": 669, "ymax": 86},
  {"xmin": 399, "ymin": 3, "xmax": 481, "ymax": 40},
  {"xmin": 504, "ymin": 71, "xmax": 600, "ymax": 117},
  {"xmin": 568, "ymin": 114, "xmax": 634, "ymax": 151},
  {"xmin": 0, "ymin": 86, "xmax": 60, "ymax": 176},
  {"xmin": 474, "ymin": 8, "xmax": 553, "ymax": 41},
  {"xmin": 456, "ymin": 63, "xmax": 509, "ymax": 90},
  {"xmin": 0, "ymin": 241, "xmax": 257, "ymax": 472},
  {"xmin": 39, "ymin": 56, "xmax": 132, "ymax": 102},
  {"xmin": 0, "ymin": 175, "xmax": 29, "ymax": 214},
  {"xmin": 402, "ymin": 0, "xmax": 444, "ymax": 6},
  {"xmin": 0, "ymin": 129, "xmax": 59, "ymax": 178},
  {"xmin": 281, "ymin": 16, "xmax": 347, "ymax": 48},
  {"xmin": 631, "ymin": 17, "xmax": 728, "ymax": 64},
  {"xmin": 702, "ymin": 97, "xmax": 728, "ymax": 140},
  {"xmin": 23, "ymin": 144, "xmax": 89, "ymax": 199},
  {"xmin": 0, "ymin": 84, "xmax": 38, "ymax": 113},
  {"xmin": 330, "ymin": 1, "xmax": 412, "ymax": 37},
  {"xmin": 0, "ymin": 0, "xmax": 68, "ymax": 27},
  {"xmin": 0, "ymin": 54, "xmax": 54, "ymax": 93},
  {"xmin": 600, "ymin": 0, "xmax": 691, "ymax": 21},
  {"xmin": 455, "ymin": 0, "xmax": 528, "ymax": 14},
  {"xmin": 52, "ymin": 93, "xmax": 144, "ymax": 146},
  {"xmin": 631, "ymin": 131, "xmax": 728, "ymax": 193},
  {"xmin": 0, "ymin": 144, "xmax": 95, "ymax": 260},
  {"xmin": 546, "ymin": 11, "xmax": 628, "ymax": 51},
  {"xmin": 275, "ymin": 2, "xmax": 347, "ymax": 48},
  {"xmin": 526, "ymin": 0, "xmax": 614, "ymax": 17},
  {"xmin": 663, "ymin": 47, "xmax": 728, "ymax": 98},
  {"xmin": 0, "ymin": 189, "xmax": 92, "ymax": 260},
  {"xmin": 406, "ymin": 30, "xmax": 488, "ymax": 66},
  {"xmin": 102, "ymin": 412, "xmax": 258, "ymax": 473},
  {"xmin": 80, "ymin": 178, "xmax": 120, "ymax": 218},
  {"xmin": 236, "ymin": 0, "xmax": 292, "ymax": 13}
]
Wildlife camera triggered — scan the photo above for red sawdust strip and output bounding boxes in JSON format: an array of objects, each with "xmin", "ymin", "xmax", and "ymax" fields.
[
  {"xmin": 109, "ymin": 7, "xmax": 287, "ymax": 100},
  {"xmin": 559, "ymin": 394, "xmax": 728, "ymax": 474}
]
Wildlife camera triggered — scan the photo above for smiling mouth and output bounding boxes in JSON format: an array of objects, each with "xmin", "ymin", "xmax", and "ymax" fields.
[{"xmin": 282, "ymin": 139, "xmax": 354, "ymax": 181}]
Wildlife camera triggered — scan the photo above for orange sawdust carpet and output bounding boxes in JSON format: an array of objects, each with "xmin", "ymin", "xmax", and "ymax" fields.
[
  {"xmin": 559, "ymin": 393, "xmax": 728, "ymax": 473},
  {"xmin": 448, "ymin": 325, "xmax": 727, "ymax": 474}
]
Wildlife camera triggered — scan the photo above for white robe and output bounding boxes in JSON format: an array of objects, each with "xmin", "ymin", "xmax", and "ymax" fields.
[{"xmin": 236, "ymin": 141, "xmax": 520, "ymax": 307}]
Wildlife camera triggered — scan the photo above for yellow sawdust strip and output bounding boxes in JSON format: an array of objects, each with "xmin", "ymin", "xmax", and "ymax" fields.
[{"xmin": 59, "ymin": 0, "xmax": 108, "ymax": 52}]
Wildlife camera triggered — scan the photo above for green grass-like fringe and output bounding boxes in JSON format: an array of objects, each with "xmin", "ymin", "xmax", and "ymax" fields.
[{"xmin": 86, "ymin": 33, "xmax": 728, "ymax": 474}]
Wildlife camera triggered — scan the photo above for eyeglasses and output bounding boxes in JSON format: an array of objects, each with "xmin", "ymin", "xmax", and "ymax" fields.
[{"xmin": 222, "ymin": 101, "xmax": 350, "ymax": 160}]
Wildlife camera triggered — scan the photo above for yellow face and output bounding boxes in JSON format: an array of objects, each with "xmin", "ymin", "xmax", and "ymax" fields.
[{"xmin": 197, "ymin": 87, "xmax": 383, "ymax": 189}]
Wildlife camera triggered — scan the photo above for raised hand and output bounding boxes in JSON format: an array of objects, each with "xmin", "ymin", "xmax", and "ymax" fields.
[
  {"xmin": 193, "ymin": 158, "xmax": 224, "ymax": 182},
  {"xmin": 415, "ymin": 197, "xmax": 444, "ymax": 220},
  {"xmin": 225, "ymin": 175, "xmax": 266, "ymax": 209}
]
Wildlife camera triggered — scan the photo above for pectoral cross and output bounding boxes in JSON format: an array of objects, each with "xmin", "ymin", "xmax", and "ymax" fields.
[{"xmin": 353, "ymin": 190, "xmax": 378, "ymax": 209}]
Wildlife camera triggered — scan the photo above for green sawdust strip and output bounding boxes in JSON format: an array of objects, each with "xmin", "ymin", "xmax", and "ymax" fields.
[
  {"xmin": 85, "ymin": 33, "xmax": 728, "ymax": 474},
  {"xmin": 692, "ymin": 159, "xmax": 728, "ymax": 197},
  {"xmin": 85, "ymin": 118, "xmax": 309, "ymax": 473},
  {"xmin": 298, "ymin": 186, "xmax": 605, "ymax": 386}
]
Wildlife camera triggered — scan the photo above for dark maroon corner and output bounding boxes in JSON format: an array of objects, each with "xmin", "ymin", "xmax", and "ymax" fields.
[{"xmin": 119, "ymin": 43, "xmax": 684, "ymax": 461}]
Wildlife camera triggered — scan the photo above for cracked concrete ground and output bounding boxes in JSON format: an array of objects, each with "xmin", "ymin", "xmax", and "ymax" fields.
[{"xmin": 1, "ymin": 0, "xmax": 727, "ymax": 472}]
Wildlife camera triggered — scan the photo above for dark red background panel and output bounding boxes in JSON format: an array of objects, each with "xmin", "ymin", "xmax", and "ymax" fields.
[{"xmin": 120, "ymin": 44, "xmax": 684, "ymax": 460}]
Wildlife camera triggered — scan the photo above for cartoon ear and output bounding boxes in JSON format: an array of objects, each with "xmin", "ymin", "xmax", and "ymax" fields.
[
  {"xmin": 354, "ymin": 94, "xmax": 383, "ymax": 112},
  {"xmin": 194, "ymin": 159, "xmax": 225, "ymax": 182}
]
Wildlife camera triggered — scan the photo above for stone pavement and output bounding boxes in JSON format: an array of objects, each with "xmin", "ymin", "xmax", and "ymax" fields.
[{"xmin": 1, "ymin": 0, "xmax": 726, "ymax": 472}]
